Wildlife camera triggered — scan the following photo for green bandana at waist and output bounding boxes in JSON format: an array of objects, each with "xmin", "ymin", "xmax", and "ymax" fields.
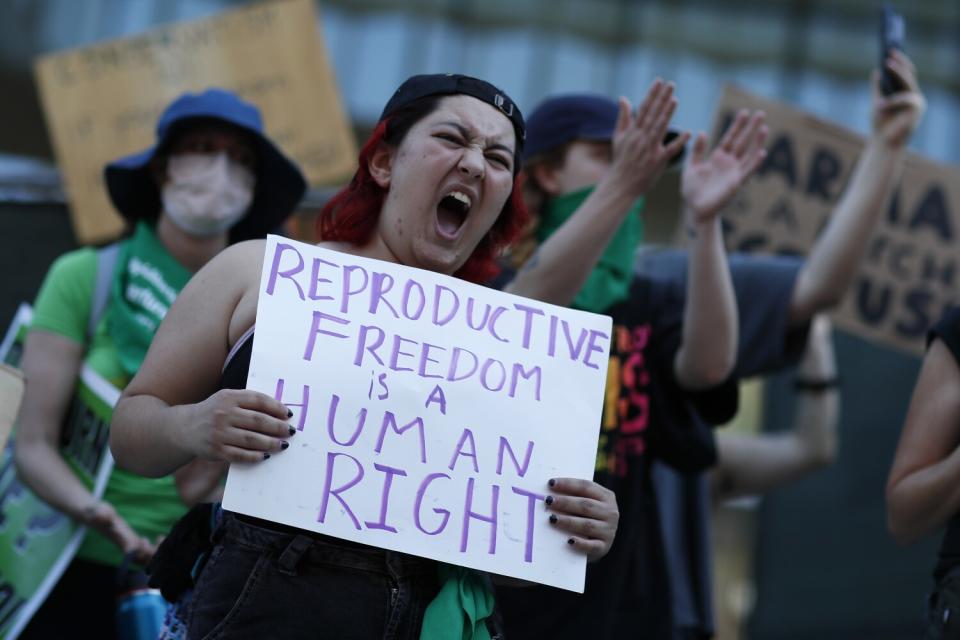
[
  {"xmin": 537, "ymin": 185, "xmax": 645, "ymax": 313},
  {"xmin": 419, "ymin": 565, "xmax": 495, "ymax": 640},
  {"xmin": 109, "ymin": 222, "xmax": 193, "ymax": 376}
]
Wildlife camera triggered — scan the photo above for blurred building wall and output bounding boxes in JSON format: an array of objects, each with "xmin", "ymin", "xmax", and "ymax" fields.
[{"xmin": 0, "ymin": 0, "xmax": 958, "ymax": 164}]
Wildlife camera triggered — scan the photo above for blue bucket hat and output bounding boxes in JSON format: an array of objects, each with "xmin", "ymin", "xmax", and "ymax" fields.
[
  {"xmin": 104, "ymin": 88, "xmax": 307, "ymax": 243},
  {"xmin": 524, "ymin": 93, "xmax": 684, "ymax": 165}
]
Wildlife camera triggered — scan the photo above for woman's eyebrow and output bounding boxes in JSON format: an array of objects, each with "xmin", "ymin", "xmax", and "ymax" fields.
[{"xmin": 437, "ymin": 121, "xmax": 515, "ymax": 156}]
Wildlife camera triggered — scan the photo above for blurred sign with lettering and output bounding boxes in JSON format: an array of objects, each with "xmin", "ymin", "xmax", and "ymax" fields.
[
  {"xmin": 35, "ymin": 0, "xmax": 356, "ymax": 244},
  {"xmin": 712, "ymin": 85, "xmax": 959, "ymax": 356}
]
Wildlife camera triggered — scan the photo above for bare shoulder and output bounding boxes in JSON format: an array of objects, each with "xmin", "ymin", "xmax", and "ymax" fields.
[
  {"xmin": 208, "ymin": 240, "xmax": 268, "ymax": 277},
  {"xmin": 124, "ymin": 240, "xmax": 270, "ymax": 402},
  {"xmin": 183, "ymin": 241, "xmax": 266, "ymax": 300},
  {"xmin": 222, "ymin": 240, "xmax": 270, "ymax": 343}
]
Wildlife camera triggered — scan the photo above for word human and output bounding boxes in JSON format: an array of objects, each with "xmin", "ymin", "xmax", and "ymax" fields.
[
  {"xmin": 265, "ymin": 243, "xmax": 609, "ymax": 369},
  {"xmin": 281, "ymin": 385, "xmax": 547, "ymax": 564}
]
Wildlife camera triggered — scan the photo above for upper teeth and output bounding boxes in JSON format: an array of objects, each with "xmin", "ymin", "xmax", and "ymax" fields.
[{"xmin": 449, "ymin": 191, "xmax": 472, "ymax": 209}]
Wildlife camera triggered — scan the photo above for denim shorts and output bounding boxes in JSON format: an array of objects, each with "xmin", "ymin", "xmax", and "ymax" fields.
[{"xmin": 187, "ymin": 513, "xmax": 440, "ymax": 640}]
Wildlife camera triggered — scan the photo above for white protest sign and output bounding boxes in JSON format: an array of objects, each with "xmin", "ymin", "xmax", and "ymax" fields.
[{"xmin": 222, "ymin": 236, "xmax": 612, "ymax": 592}]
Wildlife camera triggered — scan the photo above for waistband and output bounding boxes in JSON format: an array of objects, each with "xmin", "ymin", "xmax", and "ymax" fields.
[{"xmin": 219, "ymin": 512, "xmax": 437, "ymax": 578}]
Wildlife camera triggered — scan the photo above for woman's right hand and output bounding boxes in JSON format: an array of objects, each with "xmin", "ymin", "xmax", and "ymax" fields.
[
  {"xmin": 81, "ymin": 500, "xmax": 156, "ymax": 566},
  {"xmin": 185, "ymin": 389, "xmax": 294, "ymax": 464}
]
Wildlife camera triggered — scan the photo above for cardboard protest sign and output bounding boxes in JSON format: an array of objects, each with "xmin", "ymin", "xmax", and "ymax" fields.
[
  {"xmin": 222, "ymin": 237, "xmax": 613, "ymax": 592},
  {"xmin": 712, "ymin": 85, "xmax": 960, "ymax": 356},
  {"xmin": 34, "ymin": 0, "xmax": 356, "ymax": 244},
  {"xmin": 0, "ymin": 304, "xmax": 119, "ymax": 639}
]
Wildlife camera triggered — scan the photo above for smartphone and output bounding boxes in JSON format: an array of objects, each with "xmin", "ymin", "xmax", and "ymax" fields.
[{"xmin": 880, "ymin": 4, "xmax": 906, "ymax": 95}]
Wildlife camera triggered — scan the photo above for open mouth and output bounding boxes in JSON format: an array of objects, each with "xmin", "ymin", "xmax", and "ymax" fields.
[{"xmin": 436, "ymin": 190, "xmax": 472, "ymax": 239}]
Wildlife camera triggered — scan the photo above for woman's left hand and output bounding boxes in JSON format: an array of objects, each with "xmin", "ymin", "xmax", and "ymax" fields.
[
  {"xmin": 681, "ymin": 109, "xmax": 768, "ymax": 223},
  {"xmin": 545, "ymin": 478, "xmax": 619, "ymax": 561}
]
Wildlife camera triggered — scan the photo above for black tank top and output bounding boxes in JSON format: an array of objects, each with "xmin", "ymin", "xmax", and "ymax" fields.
[{"xmin": 221, "ymin": 326, "xmax": 255, "ymax": 390}]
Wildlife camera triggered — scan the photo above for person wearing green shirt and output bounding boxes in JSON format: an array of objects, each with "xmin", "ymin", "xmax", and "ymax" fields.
[{"xmin": 14, "ymin": 88, "xmax": 306, "ymax": 639}]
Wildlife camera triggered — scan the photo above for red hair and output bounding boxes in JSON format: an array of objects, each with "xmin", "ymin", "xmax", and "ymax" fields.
[{"xmin": 317, "ymin": 119, "xmax": 529, "ymax": 284}]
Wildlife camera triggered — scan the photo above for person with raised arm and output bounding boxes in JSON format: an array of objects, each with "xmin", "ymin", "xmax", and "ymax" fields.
[
  {"xmin": 494, "ymin": 77, "xmax": 768, "ymax": 638},
  {"xmin": 496, "ymin": 51, "xmax": 923, "ymax": 639}
]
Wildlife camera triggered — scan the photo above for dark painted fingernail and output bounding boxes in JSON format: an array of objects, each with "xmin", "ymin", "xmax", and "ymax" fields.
[
  {"xmin": 287, "ymin": 408, "xmax": 293, "ymax": 418},
  {"xmin": 281, "ymin": 441, "xmax": 289, "ymax": 450},
  {"xmin": 263, "ymin": 453, "xmax": 271, "ymax": 460},
  {"xmin": 548, "ymin": 478, "xmax": 556, "ymax": 487},
  {"xmin": 545, "ymin": 495, "xmax": 554, "ymax": 505},
  {"xmin": 567, "ymin": 538, "xmax": 575, "ymax": 545},
  {"xmin": 549, "ymin": 514, "xmax": 558, "ymax": 524},
  {"xmin": 288, "ymin": 426, "xmax": 296, "ymax": 436}
]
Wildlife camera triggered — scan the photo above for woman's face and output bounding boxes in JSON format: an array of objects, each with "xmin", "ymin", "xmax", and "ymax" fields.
[{"xmin": 369, "ymin": 95, "xmax": 516, "ymax": 275}]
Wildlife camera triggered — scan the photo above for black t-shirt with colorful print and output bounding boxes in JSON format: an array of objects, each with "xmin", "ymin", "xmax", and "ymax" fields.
[{"xmin": 495, "ymin": 274, "xmax": 737, "ymax": 640}]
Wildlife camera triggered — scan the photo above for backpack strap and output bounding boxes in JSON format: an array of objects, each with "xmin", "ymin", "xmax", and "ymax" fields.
[{"xmin": 88, "ymin": 243, "xmax": 121, "ymax": 340}]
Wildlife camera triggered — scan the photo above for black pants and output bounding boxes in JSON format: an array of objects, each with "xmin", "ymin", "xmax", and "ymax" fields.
[
  {"xmin": 188, "ymin": 514, "xmax": 441, "ymax": 640},
  {"xmin": 20, "ymin": 557, "xmax": 118, "ymax": 640}
]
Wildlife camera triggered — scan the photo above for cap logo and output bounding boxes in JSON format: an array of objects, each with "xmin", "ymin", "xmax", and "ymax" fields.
[{"xmin": 494, "ymin": 93, "xmax": 514, "ymax": 117}]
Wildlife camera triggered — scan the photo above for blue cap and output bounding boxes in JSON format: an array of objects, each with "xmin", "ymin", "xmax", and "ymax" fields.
[
  {"xmin": 524, "ymin": 93, "xmax": 684, "ymax": 165},
  {"xmin": 523, "ymin": 94, "xmax": 619, "ymax": 161},
  {"xmin": 104, "ymin": 88, "xmax": 307, "ymax": 242}
]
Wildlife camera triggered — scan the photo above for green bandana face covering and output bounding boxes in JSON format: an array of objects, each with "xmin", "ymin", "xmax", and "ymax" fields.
[
  {"xmin": 109, "ymin": 222, "xmax": 193, "ymax": 376},
  {"xmin": 537, "ymin": 185, "xmax": 645, "ymax": 313}
]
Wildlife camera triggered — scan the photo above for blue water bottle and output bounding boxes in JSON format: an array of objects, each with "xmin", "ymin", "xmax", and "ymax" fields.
[{"xmin": 116, "ymin": 555, "xmax": 167, "ymax": 640}]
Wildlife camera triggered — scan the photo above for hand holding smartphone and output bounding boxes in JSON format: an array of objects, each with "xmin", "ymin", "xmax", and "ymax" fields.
[{"xmin": 880, "ymin": 4, "xmax": 906, "ymax": 95}]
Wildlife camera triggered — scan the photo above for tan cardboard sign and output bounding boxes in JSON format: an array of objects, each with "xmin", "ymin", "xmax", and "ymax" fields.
[
  {"xmin": 35, "ymin": 0, "xmax": 356, "ymax": 244},
  {"xmin": 713, "ymin": 85, "xmax": 959, "ymax": 356}
]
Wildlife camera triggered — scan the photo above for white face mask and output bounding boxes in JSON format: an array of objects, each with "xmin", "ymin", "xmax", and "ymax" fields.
[{"xmin": 161, "ymin": 152, "xmax": 255, "ymax": 237}]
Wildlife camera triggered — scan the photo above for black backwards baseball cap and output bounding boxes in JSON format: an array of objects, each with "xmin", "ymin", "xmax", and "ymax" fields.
[
  {"xmin": 379, "ymin": 73, "xmax": 525, "ymax": 174},
  {"xmin": 523, "ymin": 93, "xmax": 684, "ymax": 165}
]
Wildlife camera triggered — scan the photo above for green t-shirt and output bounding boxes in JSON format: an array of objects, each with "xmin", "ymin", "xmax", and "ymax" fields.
[{"xmin": 30, "ymin": 246, "xmax": 187, "ymax": 567}]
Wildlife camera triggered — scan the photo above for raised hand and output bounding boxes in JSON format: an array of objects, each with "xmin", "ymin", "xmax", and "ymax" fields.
[
  {"xmin": 607, "ymin": 79, "xmax": 691, "ymax": 199},
  {"xmin": 681, "ymin": 110, "xmax": 768, "ymax": 224},
  {"xmin": 545, "ymin": 477, "xmax": 619, "ymax": 561},
  {"xmin": 185, "ymin": 388, "xmax": 294, "ymax": 464},
  {"xmin": 872, "ymin": 50, "xmax": 925, "ymax": 148}
]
